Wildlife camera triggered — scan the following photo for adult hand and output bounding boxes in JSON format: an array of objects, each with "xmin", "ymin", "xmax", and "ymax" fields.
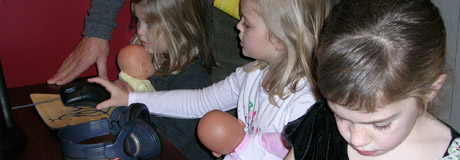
[
  {"xmin": 88, "ymin": 77, "xmax": 129, "ymax": 110},
  {"xmin": 47, "ymin": 36, "xmax": 109, "ymax": 85}
]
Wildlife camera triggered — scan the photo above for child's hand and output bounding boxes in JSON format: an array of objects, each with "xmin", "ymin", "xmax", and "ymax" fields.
[
  {"xmin": 87, "ymin": 77, "xmax": 129, "ymax": 110},
  {"xmin": 113, "ymin": 79, "xmax": 134, "ymax": 92}
]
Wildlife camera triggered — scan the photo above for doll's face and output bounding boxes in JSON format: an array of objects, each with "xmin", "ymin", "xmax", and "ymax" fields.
[{"xmin": 328, "ymin": 97, "xmax": 421, "ymax": 157}]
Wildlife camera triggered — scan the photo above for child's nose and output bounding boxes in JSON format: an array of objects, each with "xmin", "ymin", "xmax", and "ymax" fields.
[
  {"xmin": 137, "ymin": 25, "xmax": 146, "ymax": 36},
  {"xmin": 236, "ymin": 21, "xmax": 244, "ymax": 32},
  {"xmin": 137, "ymin": 28, "xmax": 144, "ymax": 36},
  {"xmin": 349, "ymin": 125, "xmax": 372, "ymax": 147}
]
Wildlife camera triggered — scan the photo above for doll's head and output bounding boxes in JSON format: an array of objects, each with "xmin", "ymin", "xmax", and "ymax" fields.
[
  {"xmin": 316, "ymin": 0, "xmax": 446, "ymax": 156},
  {"xmin": 117, "ymin": 44, "xmax": 156, "ymax": 80},
  {"xmin": 197, "ymin": 110, "xmax": 246, "ymax": 157}
]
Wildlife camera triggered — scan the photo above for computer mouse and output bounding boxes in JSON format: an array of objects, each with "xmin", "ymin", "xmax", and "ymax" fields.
[{"xmin": 60, "ymin": 81, "xmax": 111, "ymax": 107}]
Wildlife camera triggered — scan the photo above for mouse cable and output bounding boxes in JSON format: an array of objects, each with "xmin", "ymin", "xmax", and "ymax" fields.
[{"xmin": 11, "ymin": 98, "xmax": 60, "ymax": 110}]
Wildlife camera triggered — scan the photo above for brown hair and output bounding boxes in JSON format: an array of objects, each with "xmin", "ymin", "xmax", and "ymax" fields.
[
  {"xmin": 131, "ymin": 0, "xmax": 215, "ymax": 75},
  {"xmin": 316, "ymin": 0, "xmax": 446, "ymax": 112}
]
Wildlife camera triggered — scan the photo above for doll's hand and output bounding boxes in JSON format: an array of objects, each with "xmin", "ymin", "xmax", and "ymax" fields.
[
  {"xmin": 212, "ymin": 152, "xmax": 223, "ymax": 158},
  {"xmin": 87, "ymin": 77, "xmax": 128, "ymax": 110}
]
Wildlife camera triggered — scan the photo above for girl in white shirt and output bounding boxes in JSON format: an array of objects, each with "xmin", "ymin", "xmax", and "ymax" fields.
[{"xmin": 89, "ymin": 0, "xmax": 331, "ymax": 159}]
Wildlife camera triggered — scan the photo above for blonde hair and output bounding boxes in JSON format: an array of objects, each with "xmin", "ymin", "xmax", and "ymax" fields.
[
  {"xmin": 244, "ymin": 0, "xmax": 331, "ymax": 106},
  {"xmin": 131, "ymin": 0, "xmax": 215, "ymax": 75}
]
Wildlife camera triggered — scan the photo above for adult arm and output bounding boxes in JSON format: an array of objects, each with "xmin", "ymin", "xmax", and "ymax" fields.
[
  {"xmin": 47, "ymin": 0, "xmax": 125, "ymax": 85},
  {"xmin": 83, "ymin": 0, "xmax": 126, "ymax": 40}
]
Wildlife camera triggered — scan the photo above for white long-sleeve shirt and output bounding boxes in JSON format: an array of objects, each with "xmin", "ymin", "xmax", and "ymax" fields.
[{"xmin": 129, "ymin": 62, "xmax": 316, "ymax": 134}]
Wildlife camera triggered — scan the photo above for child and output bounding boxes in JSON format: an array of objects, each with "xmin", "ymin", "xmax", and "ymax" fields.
[
  {"xmin": 89, "ymin": 0, "xmax": 331, "ymax": 159},
  {"xmin": 197, "ymin": 110, "xmax": 289, "ymax": 159},
  {"xmin": 117, "ymin": 44, "xmax": 156, "ymax": 92},
  {"xmin": 129, "ymin": 0, "xmax": 215, "ymax": 89},
  {"xmin": 112, "ymin": 0, "xmax": 216, "ymax": 159},
  {"xmin": 284, "ymin": 0, "xmax": 460, "ymax": 159}
]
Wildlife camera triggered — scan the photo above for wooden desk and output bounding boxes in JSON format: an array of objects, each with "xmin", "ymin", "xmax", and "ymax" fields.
[{"xmin": 7, "ymin": 82, "xmax": 188, "ymax": 160}]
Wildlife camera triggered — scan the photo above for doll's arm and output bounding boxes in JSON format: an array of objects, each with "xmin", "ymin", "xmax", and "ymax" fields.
[
  {"xmin": 261, "ymin": 132, "xmax": 290, "ymax": 158},
  {"xmin": 232, "ymin": 132, "xmax": 289, "ymax": 158}
]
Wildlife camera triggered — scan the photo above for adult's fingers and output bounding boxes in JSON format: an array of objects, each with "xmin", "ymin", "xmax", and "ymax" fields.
[{"xmin": 96, "ymin": 56, "xmax": 108, "ymax": 80}]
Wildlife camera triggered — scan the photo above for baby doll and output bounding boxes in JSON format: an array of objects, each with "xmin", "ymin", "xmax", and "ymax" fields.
[
  {"xmin": 117, "ymin": 44, "xmax": 156, "ymax": 92},
  {"xmin": 197, "ymin": 110, "xmax": 289, "ymax": 159}
]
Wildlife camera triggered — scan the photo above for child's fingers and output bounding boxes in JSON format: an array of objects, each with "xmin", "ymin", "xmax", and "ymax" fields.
[
  {"xmin": 88, "ymin": 77, "xmax": 114, "ymax": 90},
  {"xmin": 96, "ymin": 99, "xmax": 113, "ymax": 110},
  {"xmin": 89, "ymin": 77, "xmax": 129, "ymax": 109},
  {"xmin": 96, "ymin": 92, "xmax": 129, "ymax": 109},
  {"xmin": 88, "ymin": 77, "xmax": 124, "ymax": 94}
]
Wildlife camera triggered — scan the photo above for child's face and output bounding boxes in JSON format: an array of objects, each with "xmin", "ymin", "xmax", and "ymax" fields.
[
  {"xmin": 236, "ymin": 0, "xmax": 279, "ymax": 64},
  {"xmin": 328, "ymin": 97, "xmax": 421, "ymax": 157},
  {"xmin": 134, "ymin": 4, "xmax": 167, "ymax": 54}
]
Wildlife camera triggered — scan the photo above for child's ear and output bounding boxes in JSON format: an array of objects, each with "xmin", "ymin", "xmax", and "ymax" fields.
[
  {"xmin": 427, "ymin": 74, "xmax": 447, "ymax": 101},
  {"xmin": 269, "ymin": 34, "xmax": 284, "ymax": 51}
]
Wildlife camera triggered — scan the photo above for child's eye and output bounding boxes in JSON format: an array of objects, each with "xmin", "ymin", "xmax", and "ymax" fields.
[
  {"xmin": 373, "ymin": 122, "xmax": 392, "ymax": 131},
  {"xmin": 334, "ymin": 114, "xmax": 344, "ymax": 121}
]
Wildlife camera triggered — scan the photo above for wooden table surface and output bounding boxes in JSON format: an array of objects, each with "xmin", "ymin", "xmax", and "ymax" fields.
[{"xmin": 7, "ymin": 82, "xmax": 188, "ymax": 160}]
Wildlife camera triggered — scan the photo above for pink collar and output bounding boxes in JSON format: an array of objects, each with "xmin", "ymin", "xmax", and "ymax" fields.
[{"xmin": 234, "ymin": 134, "xmax": 251, "ymax": 153}]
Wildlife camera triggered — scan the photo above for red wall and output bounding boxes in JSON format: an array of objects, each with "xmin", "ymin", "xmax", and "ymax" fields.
[{"xmin": 0, "ymin": 0, "xmax": 135, "ymax": 88}]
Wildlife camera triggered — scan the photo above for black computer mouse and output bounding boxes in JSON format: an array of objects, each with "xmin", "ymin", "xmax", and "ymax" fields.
[{"xmin": 60, "ymin": 81, "xmax": 111, "ymax": 107}]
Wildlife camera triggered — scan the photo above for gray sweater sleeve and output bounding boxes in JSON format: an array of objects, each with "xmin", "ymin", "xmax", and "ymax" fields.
[{"xmin": 82, "ymin": 0, "xmax": 126, "ymax": 40}]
